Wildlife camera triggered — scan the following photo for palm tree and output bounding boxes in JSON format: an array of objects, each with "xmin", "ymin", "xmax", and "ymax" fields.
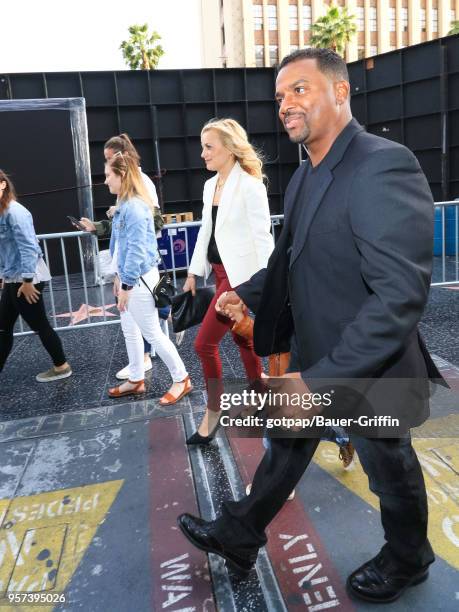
[
  {"xmin": 120, "ymin": 24, "xmax": 164, "ymax": 70},
  {"xmin": 448, "ymin": 20, "xmax": 459, "ymax": 35},
  {"xmin": 310, "ymin": 5, "xmax": 357, "ymax": 57}
]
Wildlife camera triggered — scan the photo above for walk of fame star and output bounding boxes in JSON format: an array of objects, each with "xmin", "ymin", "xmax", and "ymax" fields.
[{"xmin": 55, "ymin": 303, "xmax": 118, "ymax": 325}]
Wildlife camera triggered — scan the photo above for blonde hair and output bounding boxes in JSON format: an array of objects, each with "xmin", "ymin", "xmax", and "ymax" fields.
[
  {"xmin": 201, "ymin": 118, "xmax": 264, "ymax": 181},
  {"xmin": 108, "ymin": 152, "xmax": 155, "ymax": 214}
]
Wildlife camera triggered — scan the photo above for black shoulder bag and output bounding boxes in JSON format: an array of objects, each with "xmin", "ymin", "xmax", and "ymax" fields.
[{"xmin": 140, "ymin": 250, "xmax": 176, "ymax": 308}]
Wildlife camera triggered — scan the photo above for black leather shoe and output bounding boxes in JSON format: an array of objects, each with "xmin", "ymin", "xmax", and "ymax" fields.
[
  {"xmin": 347, "ymin": 551, "xmax": 430, "ymax": 603},
  {"xmin": 186, "ymin": 419, "xmax": 221, "ymax": 446},
  {"xmin": 186, "ymin": 430, "xmax": 215, "ymax": 445},
  {"xmin": 177, "ymin": 513, "xmax": 257, "ymax": 576}
]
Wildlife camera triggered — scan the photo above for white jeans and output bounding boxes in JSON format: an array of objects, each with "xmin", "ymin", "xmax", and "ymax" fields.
[{"xmin": 120, "ymin": 267, "xmax": 188, "ymax": 382}]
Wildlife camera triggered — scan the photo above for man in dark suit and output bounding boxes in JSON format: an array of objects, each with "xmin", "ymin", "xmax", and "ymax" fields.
[{"xmin": 178, "ymin": 48, "xmax": 440, "ymax": 603}]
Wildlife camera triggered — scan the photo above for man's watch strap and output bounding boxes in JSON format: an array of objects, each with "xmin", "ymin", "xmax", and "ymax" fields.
[
  {"xmin": 121, "ymin": 283, "xmax": 133, "ymax": 291},
  {"xmin": 23, "ymin": 278, "xmax": 34, "ymax": 283}
]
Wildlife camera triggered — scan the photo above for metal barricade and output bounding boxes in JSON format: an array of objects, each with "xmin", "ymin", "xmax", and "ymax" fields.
[
  {"xmin": 13, "ymin": 230, "xmax": 117, "ymax": 337},
  {"xmin": 10, "ymin": 203, "xmax": 457, "ymax": 337},
  {"xmin": 161, "ymin": 214, "xmax": 283, "ymax": 288},
  {"xmin": 431, "ymin": 201, "xmax": 459, "ymax": 287}
]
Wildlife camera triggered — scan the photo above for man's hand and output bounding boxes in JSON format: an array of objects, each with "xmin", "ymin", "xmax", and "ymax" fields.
[
  {"xmin": 216, "ymin": 290, "xmax": 243, "ymax": 313},
  {"xmin": 17, "ymin": 282, "xmax": 41, "ymax": 304},
  {"xmin": 224, "ymin": 301, "xmax": 245, "ymax": 322},
  {"xmin": 117, "ymin": 289, "xmax": 130, "ymax": 312},
  {"xmin": 269, "ymin": 371, "xmax": 308, "ymax": 390},
  {"xmin": 183, "ymin": 274, "xmax": 196, "ymax": 296},
  {"xmin": 265, "ymin": 372, "xmax": 320, "ymax": 432},
  {"xmin": 113, "ymin": 276, "xmax": 120, "ymax": 297},
  {"xmin": 79, "ymin": 217, "xmax": 96, "ymax": 233}
]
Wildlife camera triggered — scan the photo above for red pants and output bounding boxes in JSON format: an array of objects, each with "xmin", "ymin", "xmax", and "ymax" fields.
[{"xmin": 194, "ymin": 263, "xmax": 262, "ymax": 411}]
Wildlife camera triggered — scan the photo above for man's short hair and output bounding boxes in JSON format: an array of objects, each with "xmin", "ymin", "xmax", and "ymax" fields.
[{"xmin": 279, "ymin": 48, "xmax": 349, "ymax": 82}]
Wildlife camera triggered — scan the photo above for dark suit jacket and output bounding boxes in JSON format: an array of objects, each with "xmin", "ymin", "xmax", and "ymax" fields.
[{"xmin": 237, "ymin": 119, "xmax": 442, "ymax": 430}]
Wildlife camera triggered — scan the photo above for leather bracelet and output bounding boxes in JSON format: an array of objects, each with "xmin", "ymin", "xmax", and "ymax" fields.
[{"xmin": 121, "ymin": 283, "xmax": 133, "ymax": 291}]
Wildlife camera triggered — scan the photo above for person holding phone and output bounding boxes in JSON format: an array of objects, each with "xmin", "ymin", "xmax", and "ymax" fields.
[
  {"xmin": 0, "ymin": 169, "xmax": 72, "ymax": 382},
  {"xmin": 67, "ymin": 216, "xmax": 88, "ymax": 231}
]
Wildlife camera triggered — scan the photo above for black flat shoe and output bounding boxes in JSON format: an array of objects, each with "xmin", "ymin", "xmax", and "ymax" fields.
[
  {"xmin": 186, "ymin": 430, "xmax": 215, "ymax": 445},
  {"xmin": 346, "ymin": 551, "xmax": 430, "ymax": 603},
  {"xmin": 177, "ymin": 513, "xmax": 257, "ymax": 577},
  {"xmin": 186, "ymin": 416, "xmax": 221, "ymax": 445}
]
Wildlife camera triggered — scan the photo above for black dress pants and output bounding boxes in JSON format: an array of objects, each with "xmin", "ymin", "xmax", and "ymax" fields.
[
  {"xmin": 0, "ymin": 282, "xmax": 66, "ymax": 372},
  {"xmin": 213, "ymin": 435, "xmax": 434, "ymax": 571}
]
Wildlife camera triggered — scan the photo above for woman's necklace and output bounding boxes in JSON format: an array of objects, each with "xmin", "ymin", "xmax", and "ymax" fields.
[{"xmin": 215, "ymin": 176, "xmax": 227, "ymax": 192}]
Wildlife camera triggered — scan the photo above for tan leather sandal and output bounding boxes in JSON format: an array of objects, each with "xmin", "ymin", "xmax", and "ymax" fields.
[
  {"xmin": 108, "ymin": 379, "xmax": 146, "ymax": 398},
  {"xmin": 159, "ymin": 376, "xmax": 193, "ymax": 406}
]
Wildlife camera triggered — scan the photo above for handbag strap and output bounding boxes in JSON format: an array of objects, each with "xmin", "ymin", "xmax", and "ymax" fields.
[
  {"xmin": 156, "ymin": 248, "xmax": 172, "ymax": 282},
  {"xmin": 140, "ymin": 275, "xmax": 155, "ymax": 298},
  {"xmin": 140, "ymin": 247, "xmax": 173, "ymax": 295}
]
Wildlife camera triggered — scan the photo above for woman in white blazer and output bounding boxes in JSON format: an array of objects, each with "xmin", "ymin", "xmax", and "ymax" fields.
[{"xmin": 183, "ymin": 118, "xmax": 274, "ymax": 444}]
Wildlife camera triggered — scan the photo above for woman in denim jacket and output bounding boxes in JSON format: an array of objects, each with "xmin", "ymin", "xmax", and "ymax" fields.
[
  {"xmin": 79, "ymin": 133, "xmax": 169, "ymax": 381},
  {"xmin": 106, "ymin": 153, "xmax": 192, "ymax": 403},
  {"xmin": 0, "ymin": 170, "xmax": 72, "ymax": 382}
]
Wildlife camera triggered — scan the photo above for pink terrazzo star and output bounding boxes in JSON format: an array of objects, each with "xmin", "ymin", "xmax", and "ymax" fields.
[{"xmin": 55, "ymin": 303, "xmax": 118, "ymax": 325}]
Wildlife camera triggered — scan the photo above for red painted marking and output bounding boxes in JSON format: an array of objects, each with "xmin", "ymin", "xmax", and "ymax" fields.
[
  {"xmin": 229, "ymin": 436, "xmax": 355, "ymax": 611},
  {"xmin": 442, "ymin": 370, "xmax": 459, "ymax": 392},
  {"xmin": 149, "ymin": 417, "xmax": 215, "ymax": 612}
]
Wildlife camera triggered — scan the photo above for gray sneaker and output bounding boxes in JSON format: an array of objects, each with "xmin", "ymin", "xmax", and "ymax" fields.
[
  {"xmin": 175, "ymin": 330, "xmax": 186, "ymax": 346},
  {"xmin": 36, "ymin": 365, "xmax": 72, "ymax": 383}
]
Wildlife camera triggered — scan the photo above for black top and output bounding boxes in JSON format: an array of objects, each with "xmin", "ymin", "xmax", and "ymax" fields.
[{"xmin": 207, "ymin": 205, "xmax": 222, "ymax": 264}]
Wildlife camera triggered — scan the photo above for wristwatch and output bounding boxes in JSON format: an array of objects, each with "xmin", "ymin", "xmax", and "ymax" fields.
[
  {"xmin": 23, "ymin": 278, "xmax": 34, "ymax": 283},
  {"xmin": 121, "ymin": 283, "xmax": 133, "ymax": 291}
]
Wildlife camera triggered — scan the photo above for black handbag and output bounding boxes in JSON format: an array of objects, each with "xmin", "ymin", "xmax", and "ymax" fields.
[
  {"xmin": 141, "ymin": 251, "xmax": 176, "ymax": 308},
  {"xmin": 171, "ymin": 287, "xmax": 215, "ymax": 332}
]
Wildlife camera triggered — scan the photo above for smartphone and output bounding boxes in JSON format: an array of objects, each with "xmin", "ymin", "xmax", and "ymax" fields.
[{"xmin": 67, "ymin": 215, "xmax": 87, "ymax": 231}]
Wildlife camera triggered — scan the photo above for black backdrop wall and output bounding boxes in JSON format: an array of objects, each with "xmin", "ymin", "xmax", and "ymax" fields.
[
  {"xmin": 0, "ymin": 68, "xmax": 295, "ymax": 226},
  {"xmin": 0, "ymin": 109, "xmax": 77, "ymax": 228},
  {"xmin": 1, "ymin": 32, "xmax": 458, "ymax": 228},
  {"xmin": 348, "ymin": 33, "xmax": 459, "ymax": 201},
  {"xmin": 0, "ymin": 102, "xmax": 88, "ymax": 273}
]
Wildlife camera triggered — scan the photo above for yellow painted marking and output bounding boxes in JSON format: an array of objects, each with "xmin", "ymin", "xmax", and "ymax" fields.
[
  {"xmin": 9, "ymin": 525, "xmax": 67, "ymax": 591},
  {"xmin": 0, "ymin": 500, "xmax": 9, "ymax": 531},
  {"xmin": 313, "ymin": 418, "xmax": 459, "ymax": 572},
  {"xmin": 413, "ymin": 414, "xmax": 459, "ymax": 438},
  {"xmin": 0, "ymin": 480, "xmax": 123, "ymax": 611},
  {"xmin": 428, "ymin": 443, "xmax": 459, "ymax": 474}
]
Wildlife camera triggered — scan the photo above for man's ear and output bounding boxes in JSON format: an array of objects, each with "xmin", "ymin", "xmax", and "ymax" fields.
[{"xmin": 335, "ymin": 80, "xmax": 350, "ymax": 106}]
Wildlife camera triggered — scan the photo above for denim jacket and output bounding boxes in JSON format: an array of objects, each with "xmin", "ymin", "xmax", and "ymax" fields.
[
  {"xmin": 109, "ymin": 197, "xmax": 160, "ymax": 286},
  {"xmin": 0, "ymin": 201, "xmax": 43, "ymax": 280}
]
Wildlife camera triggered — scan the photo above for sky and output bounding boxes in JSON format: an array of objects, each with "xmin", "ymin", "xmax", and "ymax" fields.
[{"xmin": 0, "ymin": 0, "xmax": 203, "ymax": 73}]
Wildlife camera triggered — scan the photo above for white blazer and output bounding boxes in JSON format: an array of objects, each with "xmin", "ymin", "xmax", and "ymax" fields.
[{"xmin": 188, "ymin": 162, "xmax": 274, "ymax": 288}]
